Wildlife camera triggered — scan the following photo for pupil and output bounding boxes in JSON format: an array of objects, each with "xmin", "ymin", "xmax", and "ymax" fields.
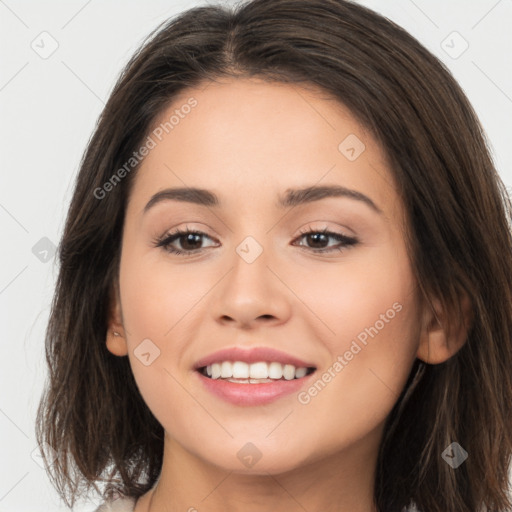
[
  {"xmin": 308, "ymin": 233, "xmax": 327, "ymax": 248},
  {"xmin": 183, "ymin": 233, "xmax": 201, "ymax": 250}
]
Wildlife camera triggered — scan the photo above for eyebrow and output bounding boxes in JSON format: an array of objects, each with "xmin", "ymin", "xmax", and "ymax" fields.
[{"xmin": 143, "ymin": 185, "xmax": 382, "ymax": 215}]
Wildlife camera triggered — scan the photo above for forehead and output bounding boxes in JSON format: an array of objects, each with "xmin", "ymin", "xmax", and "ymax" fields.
[{"xmin": 128, "ymin": 77, "xmax": 399, "ymax": 219}]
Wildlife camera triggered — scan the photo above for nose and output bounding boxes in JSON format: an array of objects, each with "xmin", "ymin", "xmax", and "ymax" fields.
[{"xmin": 211, "ymin": 240, "xmax": 292, "ymax": 330}]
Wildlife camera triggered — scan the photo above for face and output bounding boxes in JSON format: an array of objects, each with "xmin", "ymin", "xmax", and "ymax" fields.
[{"xmin": 109, "ymin": 77, "xmax": 424, "ymax": 474}]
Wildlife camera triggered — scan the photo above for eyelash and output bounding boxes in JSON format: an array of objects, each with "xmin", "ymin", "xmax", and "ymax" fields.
[{"xmin": 153, "ymin": 226, "xmax": 358, "ymax": 256}]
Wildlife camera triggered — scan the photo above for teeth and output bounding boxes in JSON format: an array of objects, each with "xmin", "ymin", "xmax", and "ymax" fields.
[
  {"xmin": 225, "ymin": 378, "xmax": 275, "ymax": 384},
  {"xmin": 204, "ymin": 361, "xmax": 312, "ymax": 381},
  {"xmin": 220, "ymin": 361, "xmax": 232, "ymax": 378},
  {"xmin": 249, "ymin": 362, "xmax": 268, "ymax": 379},
  {"xmin": 283, "ymin": 364, "xmax": 295, "ymax": 380},
  {"xmin": 268, "ymin": 362, "xmax": 283, "ymax": 379},
  {"xmin": 233, "ymin": 361, "xmax": 249, "ymax": 378},
  {"xmin": 211, "ymin": 363, "xmax": 221, "ymax": 379},
  {"xmin": 294, "ymin": 367, "xmax": 307, "ymax": 378}
]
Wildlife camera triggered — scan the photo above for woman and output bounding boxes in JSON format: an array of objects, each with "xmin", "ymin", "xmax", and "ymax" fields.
[{"xmin": 35, "ymin": 1, "xmax": 512, "ymax": 511}]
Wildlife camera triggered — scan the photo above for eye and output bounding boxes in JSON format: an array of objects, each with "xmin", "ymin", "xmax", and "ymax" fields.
[
  {"xmin": 153, "ymin": 227, "xmax": 218, "ymax": 256},
  {"xmin": 292, "ymin": 226, "xmax": 358, "ymax": 254}
]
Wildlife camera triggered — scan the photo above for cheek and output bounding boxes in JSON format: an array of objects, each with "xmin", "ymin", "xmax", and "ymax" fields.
[
  {"xmin": 118, "ymin": 248, "xmax": 213, "ymax": 422},
  {"xmin": 294, "ymin": 303, "xmax": 419, "ymax": 458},
  {"xmin": 297, "ymin": 245, "xmax": 420, "ymax": 435},
  {"xmin": 298, "ymin": 241, "xmax": 417, "ymax": 355},
  {"xmin": 119, "ymin": 245, "xmax": 210, "ymax": 340}
]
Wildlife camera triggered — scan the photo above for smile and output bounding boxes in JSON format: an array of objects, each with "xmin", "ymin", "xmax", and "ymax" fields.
[
  {"xmin": 195, "ymin": 361, "xmax": 317, "ymax": 406},
  {"xmin": 199, "ymin": 361, "xmax": 315, "ymax": 382}
]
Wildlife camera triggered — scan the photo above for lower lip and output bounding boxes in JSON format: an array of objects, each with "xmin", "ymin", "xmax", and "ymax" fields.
[{"xmin": 195, "ymin": 369, "xmax": 316, "ymax": 406}]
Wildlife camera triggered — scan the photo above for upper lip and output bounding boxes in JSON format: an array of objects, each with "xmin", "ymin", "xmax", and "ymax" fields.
[{"xmin": 193, "ymin": 346, "xmax": 317, "ymax": 370}]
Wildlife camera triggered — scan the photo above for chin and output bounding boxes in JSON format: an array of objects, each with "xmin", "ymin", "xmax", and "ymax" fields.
[{"xmin": 194, "ymin": 441, "xmax": 310, "ymax": 475}]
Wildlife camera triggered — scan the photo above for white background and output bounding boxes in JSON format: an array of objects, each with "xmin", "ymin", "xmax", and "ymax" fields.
[{"xmin": 1, "ymin": 0, "xmax": 511, "ymax": 510}]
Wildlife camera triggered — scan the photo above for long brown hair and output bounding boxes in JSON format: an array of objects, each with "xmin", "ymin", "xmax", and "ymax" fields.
[{"xmin": 35, "ymin": 1, "xmax": 512, "ymax": 510}]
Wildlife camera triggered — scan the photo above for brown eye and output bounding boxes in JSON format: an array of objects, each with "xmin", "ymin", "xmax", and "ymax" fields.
[
  {"xmin": 294, "ymin": 228, "xmax": 358, "ymax": 254},
  {"xmin": 155, "ymin": 228, "xmax": 217, "ymax": 256}
]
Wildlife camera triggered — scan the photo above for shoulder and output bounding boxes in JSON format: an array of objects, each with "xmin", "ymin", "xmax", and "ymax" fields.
[{"xmin": 93, "ymin": 496, "xmax": 137, "ymax": 512}]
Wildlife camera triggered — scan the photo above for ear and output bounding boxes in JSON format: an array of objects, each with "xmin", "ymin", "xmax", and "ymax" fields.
[
  {"xmin": 416, "ymin": 290, "xmax": 473, "ymax": 364},
  {"xmin": 105, "ymin": 280, "xmax": 128, "ymax": 357}
]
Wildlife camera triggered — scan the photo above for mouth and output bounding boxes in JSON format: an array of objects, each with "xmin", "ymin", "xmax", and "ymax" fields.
[
  {"xmin": 197, "ymin": 362, "xmax": 316, "ymax": 383},
  {"xmin": 194, "ymin": 361, "xmax": 317, "ymax": 406}
]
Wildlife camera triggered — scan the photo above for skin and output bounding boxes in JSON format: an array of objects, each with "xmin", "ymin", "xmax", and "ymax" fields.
[{"xmin": 106, "ymin": 77, "xmax": 470, "ymax": 512}]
